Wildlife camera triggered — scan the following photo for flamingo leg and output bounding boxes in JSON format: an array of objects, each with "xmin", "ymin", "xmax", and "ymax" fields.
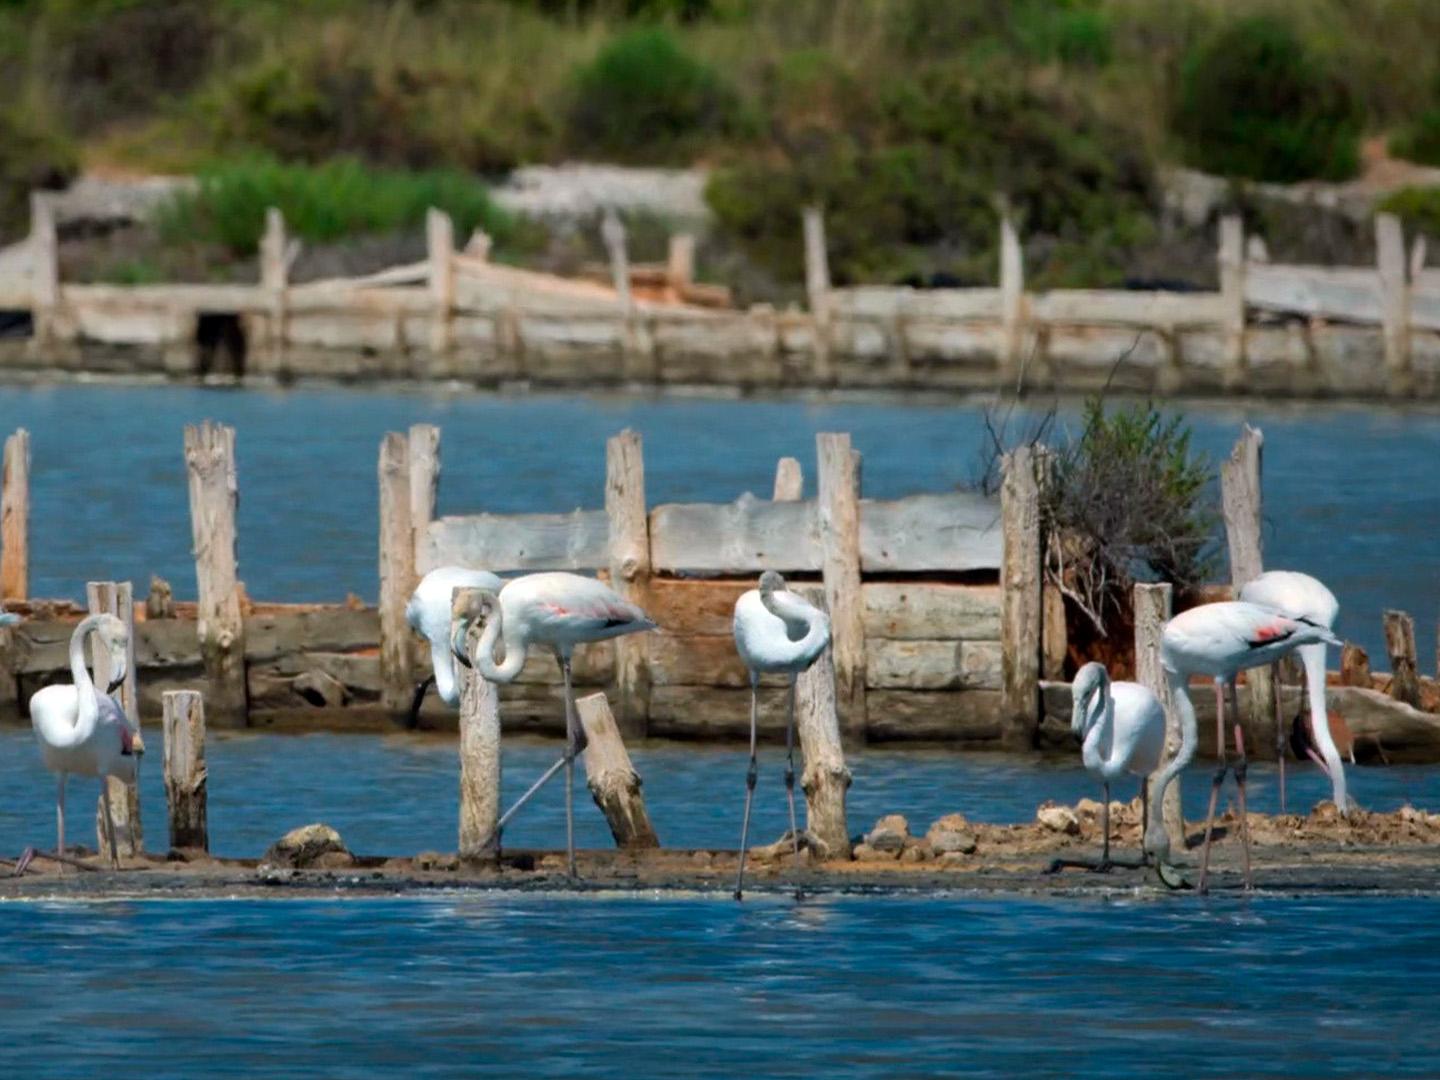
[
  {"xmin": 56, "ymin": 773, "xmax": 66, "ymax": 872},
  {"xmin": 1140, "ymin": 777, "xmax": 1150, "ymax": 867},
  {"xmin": 784, "ymin": 676, "xmax": 800, "ymax": 860},
  {"xmin": 1233, "ymin": 717, "xmax": 1254, "ymax": 891},
  {"xmin": 1198, "ymin": 681, "xmax": 1230, "ymax": 895},
  {"xmin": 733, "ymin": 673, "xmax": 760, "ymax": 902},
  {"xmin": 561, "ymin": 654, "xmax": 581, "ymax": 880},
  {"xmin": 1272, "ymin": 662, "xmax": 1286, "ymax": 816},
  {"xmin": 100, "ymin": 784, "xmax": 120, "ymax": 871}
]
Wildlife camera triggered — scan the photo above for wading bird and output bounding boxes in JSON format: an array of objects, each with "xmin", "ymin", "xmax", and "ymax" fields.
[
  {"xmin": 406, "ymin": 566, "xmax": 503, "ymax": 726},
  {"xmin": 731, "ymin": 571, "xmax": 830, "ymax": 901},
  {"xmin": 1050, "ymin": 662, "xmax": 1164, "ymax": 873},
  {"xmin": 1146, "ymin": 601, "xmax": 1341, "ymax": 892},
  {"xmin": 1238, "ymin": 570, "xmax": 1346, "ymax": 814},
  {"xmin": 23, "ymin": 613, "xmax": 140, "ymax": 871},
  {"xmin": 452, "ymin": 571, "xmax": 655, "ymax": 877}
]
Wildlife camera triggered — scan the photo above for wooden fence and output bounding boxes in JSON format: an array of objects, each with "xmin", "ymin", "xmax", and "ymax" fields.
[{"xmin": 2, "ymin": 195, "xmax": 1440, "ymax": 397}]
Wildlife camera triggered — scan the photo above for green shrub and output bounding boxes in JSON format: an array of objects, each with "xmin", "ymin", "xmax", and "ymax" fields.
[
  {"xmin": 1389, "ymin": 110, "xmax": 1440, "ymax": 166},
  {"xmin": 156, "ymin": 158, "xmax": 514, "ymax": 256},
  {"xmin": 1176, "ymin": 15, "xmax": 1361, "ymax": 183},
  {"xmin": 568, "ymin": 27, "xmax": 740, "ymax": 162},
  {"xmin": 0, "ymin": 107, "xmax": 78, "ymax": 238},
  {"xmin": 1377, "ymin": 186, "xmax": 1440, "ymax": 237}
]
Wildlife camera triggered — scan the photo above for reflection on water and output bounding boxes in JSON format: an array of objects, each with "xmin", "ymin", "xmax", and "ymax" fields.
[
  {"xmin": 0, "ymin": 383, "xmax": 1433, "ymax": 664},
  {"xmin": 4, "ymin": 893, "xmax": 1440, "ymax": 1079}
]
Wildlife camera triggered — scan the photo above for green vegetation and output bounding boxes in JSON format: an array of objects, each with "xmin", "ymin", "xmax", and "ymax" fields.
[
  {"xmin": 0, "ymin": 105, "xmax": 77, "ymax": 235},
  {"xmin": 1377, "ymin": 186, "xmax": 1440, "ymax": 238}
]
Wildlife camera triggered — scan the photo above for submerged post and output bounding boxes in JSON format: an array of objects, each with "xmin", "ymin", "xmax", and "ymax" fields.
[
  {"xmin": 184, "ymin": 422, "xmax": 247, "ymax": 727},
  {"xmin": 1, "ymin": 428, "xmax": 29, "ymax": 601},
  {"xmin": 606, "ymin": 430, "xmax": 651, "ymax": 738},
  {"xmin": 1135, "ymin": 583, "xmax": 1182, "ymax": 847},
  {"xmin": 1221, "ymin": 425, "xmax": 1273, "ymax": 754},
  {"xmin": 817, "ymin": 433, "xmax": 865, "ymax": 744},
  {"xmin": 453, "ymin": 587, "xmax": 501, "ymax": 858},
  {"xmin": 802, "ymin": 206, "xmax": 833, "ymax": 384},
  {"xmin": 577, "ymin": 692, "xmax": 659, "ymax": 849},
  {"xmin": 88, "ymin": 580, "xmax": 142, "ymax": 859},
  {"xmin": 1000, "ymin": 447, "xmax": 1041, "ymax": 750},
  {"xmin": 378, "ymin": 432, "xmax": 415, "ymax": 718},
  {"xmin": 1384, "ymin": 610, "xmax": 1420, "ymax": 707},
  {"xmin": 162, "ymin": 690, "xmax": 208, "ymax": 852}
]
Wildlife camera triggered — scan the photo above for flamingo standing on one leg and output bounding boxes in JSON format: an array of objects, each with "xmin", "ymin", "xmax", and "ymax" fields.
[
  {"xmin": 1145, "ymin": 601, "xmax": 1341, "ymax": 893},
  {"xmin": 452, "ymin": 571, "xmax": 655, "ymax": 877},
  {"xmin": 1238, "ymin": 570, "xmax": 1346, "ymax": 814},
  {"xmin": 731, "ymin": 571, "xmax": 830, "ymax": 901},
  {"xmin": 1049, "ymin": 662, "xmax": 1164, "ymax": 874},
  {"xmin": 406, "ymin": 566, "xmax": 503, "ymax": 726},
  {"xmin": 23, "ymin": 613, "xmax": 142, "ymax": 872}
]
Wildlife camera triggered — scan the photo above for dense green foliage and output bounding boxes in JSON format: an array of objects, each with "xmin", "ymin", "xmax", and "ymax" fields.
[{"xmin": 1175, "ymin": 16, "xmax": 1361, "ymax": 182}]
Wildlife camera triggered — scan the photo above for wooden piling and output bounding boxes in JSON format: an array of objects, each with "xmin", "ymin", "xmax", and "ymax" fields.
[
  {"xmin": 30, "ymin": 194, "xmax": 58, "ymax": 349},
  {"xmin": 601, "ymin": 209, "xmax": 632, "ymax": 308},
  {"xmin": 577, "ymin": 692, "xmax": 659, "ymax": 849},
  {"xmin": 1, "ymin": 428, "xmax": 29, "ymax": 602},
  {"xmin": 817, "ymin": 433, "xmax": 866, "ymax": 744},
  {"xmin": 427, "ymin": 207, "xmax": 455, "ymax": 357},
  {"xmin": 454, "ymin": 586, "xmax": 502, "ymax": 858},
  {"xmin": 162, "ymin": 689, "xmax": 207, "ymax": 851},
  {"xmin": 88, "ymin": 581, "xmax": 142, "ymax": 859},
  {"xmin": 803, "ymin": 206, "xmax": 833, "ymax": 384},
  {"xmin": 1000, "ymin": 447, "xmax": 1041, "ymax": 750},
  {"xmin": 999, "ymin": 211, "xmax": 1025, "ymax": 382},
  {"xmin": 1134, "ymin": 583, "xmax": 1182, "ymax": 846},
  {"xmin": 606, "ymin": 430, "xmax": 651, "ymax": 738},
  {"xmin": 772, "ymin": 456, "xmax": 803, "ymax": 501},
  {"xmin": 408, "ymin": 423, "xmax": 440, "ymax": 564},
  {"xmin": 1341, "ymin": 642, "xmax": 1372, "ymax": 687},
  {"xmin": 1376, "ymin": 212, "xmax": 1411, "ymax": 395},
  {"xmin": 378, "ymin": 432, "xmax": 415, "ymax": 717},
  {"xmin": 184, "ymin": 422, "xmax": 247, "ymax": 727},
  {"xmin": 146, "ymin": 575, "xmax": 174, "ymax": 619},
  {"xmin": 259, "ymin": 208, "xmax": 288, "ymax": 369},
  {"xmin": 1219, "ymin": 215, "xmax": 1247, "ymax": 382},
  {"xmin": 1384, "ymin": 610, "xmax": 1421, "ymax": 707},
  {"xmin": 1220, "ymin": 424, "xmax": 1273, "ymax": 754},
  {"xmin": 666, "ymin": 234, "xmax": 695, "ymax": 293}
]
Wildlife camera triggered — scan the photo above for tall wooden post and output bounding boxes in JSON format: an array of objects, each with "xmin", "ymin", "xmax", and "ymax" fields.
[
  {"xmin": 999, "ymin": 211, "xmax": 1025, "ymax": 382},
  {"xmin": 1000, "ymin": 448, "xmax": 1041, "ymax": 750},
  {"xmin": 601, "ymin": 209, "xmax": 632, "ymax": 308},
  {"xmin": 1384, "ymin": 610, "xmax": 1420, "ymax": 707},
  {"xmin": 378, "ymin": 432, "xmax": 415, "ymax": 717},
  {"xmin": 454, "ymin": 586, "xmax": 501, "ymax": 858},
  {"xmin": 88, "ymin": 581, "xmax": 142, "ymax": 859},
  {"xmin": 408, "ymin": 424, "xmax": 440, "ymax": 568},
  {"xmin": 184, "ymin": 422, "xmax": 247, "ymax": 727},
  {"xmin": 803, "ymin": 206, "xmax": 833, "ymax": 384},
  {"xmin": 1220, "ymin": 425, "xmax": 1272, "ymax": 753},
  {"xmin": 1377, "ymin": 212, "xmax": 1412, "ymax": 396},
  {"xmin": 577, "ymin": 692, "xmax": 659, "ymax": 849},
  {"xmin": 1, "ymin": 428, "xmax": 29, "ymax": 601},
  {"xmin": 817, "ymin": 433, "xmax": 865, "ymax": 744},
  {"xmin": 162, "ymin": 689, "xmax": 208, "ymax": 851},
  {"xmin": 1135, "ymin": 583, "xmax": 1182, "ymax": 845},
  {"xmin": 1219, "ymin": 215, "xmax": 1247, "ymax": 385},
  {"xmin": 772, "ymin": 456, "xmax": 803, "ymax": 501},
  {"xmin": 29, "ymin": 194, "xmax": 58, "ymax": 350},
  {"xmin": 666, "ymin": 234, "xmax": 695, "ymax": 293},
  {"xmin": 606, "ymin": 430, "xmax": 650, "ymax": 738},
  {"xmin": 259, "ymin": 208, "xmax": 288, "ymax": 370},
  {"xmin": 427, "ymin": 207, "xmax": 455, "ymax": 359}
]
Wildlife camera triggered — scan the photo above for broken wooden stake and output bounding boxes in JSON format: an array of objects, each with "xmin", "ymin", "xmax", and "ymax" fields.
[
  {"xmin": 378, "ymin": 431, "xmax": 415, "ymax": 718},
  {"xmin": 88, "ymin": 580, "xmax": 142, "ymax": 859},
  {"xmin": 577, "ymin": 692, "xmax": 659, "ymax": 849},
  {"xmin": 453, "ymin": 587, "xmax": 501, "ymax": 858},
  {"xmin": 1341, "ymin": 643, "xmax": 1372, "ymax": 687},
  {"xmin": 162, "ymin": 689, "xmax": 208, "ymax": 852},
  {"xmin": 1221, "ymin": 424, "xmax": 1274, "ymax": 754},
  {"xmin": 817, "ymin": 433, "xmax": 866, "ymax": 745},
  {"xmin": 606, "ymin": 430, "xmax": 651, "ymax": 738},
  {"xmin": 1384, "ymin": 610, "xmax": 1420, "ymax": 707},
  {"xmin": 1134, "ymin": 583, "xmax": 1182, "ymax": 847},
  {"xmin": 1000, "ymin": 447, "xmax": 1041, "ymax": 750},
  {"xmin": 1, "ymin": 428, "xmax": 29, "ymax": 602}
]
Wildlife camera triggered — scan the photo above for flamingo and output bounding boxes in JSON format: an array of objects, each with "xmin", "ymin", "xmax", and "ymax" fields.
[
  {"xmin": 1145, "ymin": 601, "xmax": 1341, "ymax": 892},
  {"xmin": 22, "ymin": 613, "xmax": 140, "ymax": 872},
  {"xmin": 1238, "ymin": 570, "xmax": 1346, "ymax": 813},
  {"xmin": 1050, "ymin": 662, "xmax": 1164, "ymax": 873},
  {"xmin": 405, "ymin": 566, "xmax": 503, "ymax": 726},
  {"xmin": 452, "ymin": 571, "xmax": 655, "ymax": 877},
  {"xmin": 731, "ymin": 571, "xmax": 829, "ymax": 901}
]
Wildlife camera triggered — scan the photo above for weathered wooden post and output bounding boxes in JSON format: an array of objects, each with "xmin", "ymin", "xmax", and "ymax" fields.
[
  {"xmin": 453, "ymin": 586, "xmax": 502, "ymax": 859},
  {"xmin": 259, "ymin": 207, "xmax": 288, "ymax": 370},
  {"xmin": 88, "ymin": 581, "xmax": 142, "ymax": 859},
  {"xmin": 162, "ymin": 689, "xmax": 207, "ymax": 852},
  {"xmin": 1000, "ymin": 447, "xmax": 1041, "ymax": 750},
  {"xmin": 408, "ymin": 423, "xmax": 440, "ymax": 569},
  {"xmin": 184, "ymin": 422, "xmax": 247, "ymax": 727},
  {"xmin": 1219, "ymin": 214, "xmax": 1247, "ymax": 385},
  {"xmin": 427, "ymin": 207, "xmax": 455, "ymax": 359},
  {"xmin": 666, "ymin": 234, "xmax": 695, "ymax": 293},
  {"xmin": 29, "ymin": 194, "xmax": 59, "ymax": 350},
  {"xmin": 817, "ymin": 433, "xmax": 865, "ymax": 744},
  {"xmin": 146, "ymin": 575, "xmax": 174, "ymax": 619},
  {"xmin": 606, "ymin": 430, "xmax": 651, "ymax": 738},
  {"xmin": 601, "ymin": 208, "xmax": 632, "ymax": 307},
  {"xmin": 576, "ymin": 692, "xmax": 659, "ymax": 849},
  {"xmin": 1135, "ymin": 583, "xmax": 1182, "ymax": 846},
  {"xmin": 1035, "ymin": 447, "xmax": 1066, "ymax": 680},
  {"xmin": 999, "ymin": 210, "xmax": 1026, "ymax": 383},
  {"xmin": 1377, "ymin": 212, "xmax": 1412, "ymax": 396},
  {"xmin": 1, "ymin": 428, "xmax": 29, "ymax": 601},
  {"xmin": 1220, "ymin": 424, "xmax": 1273, "ymax": 754},
  {"xmin": 776, "ymin": 459, "xmax": 850, "ymax": 858},
  {"xmin": 802, "ymin": 206, "xmax": 833, "ymax": 384},
  {"xmin": 378, "ymin": 432, "xmax": 415, "ymax": 717},
  {"xmin": 1384, "ymin": 610, "xmax": 1420, "ymax": 707},
  {"xmin": 1341, "ymin": 642, "xmax": 1371, "ymax": 687}
]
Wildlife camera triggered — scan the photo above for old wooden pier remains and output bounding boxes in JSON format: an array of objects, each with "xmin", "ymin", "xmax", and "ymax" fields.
[{"xmin": 2, "ymin": 199, "xmax": 1440, "ymax": 397}]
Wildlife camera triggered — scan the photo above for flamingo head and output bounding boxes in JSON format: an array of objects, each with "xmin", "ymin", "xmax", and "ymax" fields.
[
  {"xmin": 448, "ymin": 587, "xmax": 499, "ymax": 670},
  {"xmin": 119, "ymin": 724, "xmax": 145, "ymax": 757},
  {"xmin": 93, "ymin": 615, "xmax": 129, "ymax": 693},
  {"xmin": 758, "ymin": 571, "xmax": 787, "ymax": 597},
  {"xmin": 1070, "ymin": 662, "xmax": 1109, "ymax": 739}
]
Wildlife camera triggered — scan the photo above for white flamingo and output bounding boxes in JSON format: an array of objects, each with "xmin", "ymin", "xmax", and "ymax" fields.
[
  {"xmin": 1051, "ymin": 662, "xmax": 1165, "ymax": 873},
  {"xmin": 452, "ymin": 571, "xmax": 655, "ymax": 876},
  {"xmin": 1146, "ymin": 601, "xmax": 1341, "ymax": 892},
  {"xmin": 1238, "ymin": 570, "xmax": 1346, "ymax": 814},
  {"xmin": 23, "ymin": 613, "xmax": 140, "ymax": 871},
  {"xmin": 730, "ymin": 571, "xmax": 830, "ymax": 900},
  {"xmin": 406, "ymin": 566, "xmax": 503, "ymax": 725}
]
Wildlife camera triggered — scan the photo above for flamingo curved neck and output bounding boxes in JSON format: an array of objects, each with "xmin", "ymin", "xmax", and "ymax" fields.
[
  {"xmin": 1299, "ymin": 641, "xmax": 1347, "ymax": 811},
  {"xmin": 60, "ymin": 615, "xmax": 106, "ymax": 747},
  {"xmin": 1154, "ymin": 667, "xmax": 1199, "ymax": 811},
  {"xmin": 759, "ymin": 590, "xmax": 827, "ymax": 666},
  {"xmin": 1081, "ymin": 685, "xmax": 1113, "ymax": 774},
  {"xmin": 475, "ymin": 611, "xmax": 527, "ymax": 684}
]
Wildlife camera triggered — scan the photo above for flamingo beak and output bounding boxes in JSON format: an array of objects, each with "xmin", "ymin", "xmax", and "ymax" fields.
[
  {"xmin": 450, "ymin": 619, "xmax": 474, "ymax": 670},
  {"xmin": 106, "ymin": 674, "xmax": 125, "ymax": 694}
]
